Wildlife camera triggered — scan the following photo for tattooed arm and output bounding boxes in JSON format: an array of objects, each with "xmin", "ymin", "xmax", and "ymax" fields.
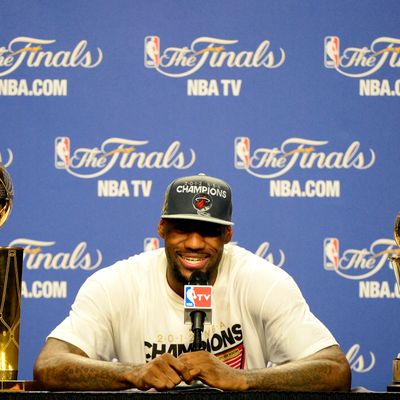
[
  {"xmin": 34, "ymin": 339, "xmax": 350, "ymax": 391},
  {"xmin": 243, "ymin": 345, "xmax": 351, "ymax": 392},
  {"xmin": 179, "ymin": 345, "xmax": 351, "ymax": 392},
  {"xmin": 33, "ymin": 338, "xmax": 197, "ymax": 391}
]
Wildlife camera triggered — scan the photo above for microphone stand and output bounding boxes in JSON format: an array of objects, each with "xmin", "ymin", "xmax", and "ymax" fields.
[
  {"xmin": 187, "ymin": 270, "xmax": 209, "ymax": 352},
  {"xmin": 191, "ymin": 310, "xmax": 206, "ymax": 351}
]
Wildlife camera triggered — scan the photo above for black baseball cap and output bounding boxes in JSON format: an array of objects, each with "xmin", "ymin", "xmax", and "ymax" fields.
[{"xmin": 161, "ymin": 174, "xmax": 233, "ymax": 226}]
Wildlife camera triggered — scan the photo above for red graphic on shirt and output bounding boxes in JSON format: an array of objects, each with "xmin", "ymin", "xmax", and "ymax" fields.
[{"xmin": 216, "ymin": 343, "xmax": 245, "ymax": 369}]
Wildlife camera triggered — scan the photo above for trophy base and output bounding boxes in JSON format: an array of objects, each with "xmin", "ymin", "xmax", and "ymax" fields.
[
  {"xmin": 0, "ymin": 380, "xmax": 29, "ymax": 392},
  {"xmin": 387, "ymin": 383, "xmax": 400, "ymax": 392},
  {"xmin": 0, "ymin": 370, "xmax": 17, "ymax": 381}
]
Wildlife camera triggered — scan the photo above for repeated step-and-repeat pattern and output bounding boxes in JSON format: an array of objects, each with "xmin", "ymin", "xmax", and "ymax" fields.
[{"xmin": 1, "ymin": 0, "xmax": 400, "ymax": 391}]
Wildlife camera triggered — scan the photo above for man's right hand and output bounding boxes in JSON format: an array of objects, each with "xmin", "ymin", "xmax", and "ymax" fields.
[{"xmin": 34, "ymin": 338, "xmax": 201, "ymax": 391}]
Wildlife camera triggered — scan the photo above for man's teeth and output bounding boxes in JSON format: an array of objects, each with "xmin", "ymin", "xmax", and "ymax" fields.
[{"xmin": 182, "ymin": 256, "xmax": 205, "ymax": 263}]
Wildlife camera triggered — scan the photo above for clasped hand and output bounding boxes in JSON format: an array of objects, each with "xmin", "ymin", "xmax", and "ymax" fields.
[{"xmin": 130, "ymin": 351, "xmax": 247, "ymax": 391}]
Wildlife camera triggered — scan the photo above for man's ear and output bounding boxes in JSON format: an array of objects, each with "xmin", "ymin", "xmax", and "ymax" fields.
[
  {"xmin": 157, "ymin": 219, "xmax": 166, "ymax": 239},
  {"xmin": 224, "ymin": 226, "xmax": 233, "ymax": 244}
]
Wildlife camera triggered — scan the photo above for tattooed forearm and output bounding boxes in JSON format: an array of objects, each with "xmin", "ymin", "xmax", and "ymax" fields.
[
  {"xmin": 35, "ymin": 355, "xmax": 135, "ymax": 391},
  {"xmin": 243, "ymin": 346, "xmax": 351, "ymax": 392}
]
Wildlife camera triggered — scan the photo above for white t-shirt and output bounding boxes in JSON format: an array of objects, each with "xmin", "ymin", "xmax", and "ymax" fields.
[{"xmin": 49, "ymin": 244, "xmax": 337, "ymax": 369}]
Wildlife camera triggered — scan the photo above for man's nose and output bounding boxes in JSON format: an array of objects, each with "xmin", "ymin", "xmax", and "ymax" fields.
[{"xmin": 183, "ymin": 231, "xmax": 206, "ymax": 249}]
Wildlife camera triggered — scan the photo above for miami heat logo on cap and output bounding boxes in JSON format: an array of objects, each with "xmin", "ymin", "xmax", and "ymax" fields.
[{"xmin": 192, "ymin": 194, "xmax": 212, "ymax": 214}]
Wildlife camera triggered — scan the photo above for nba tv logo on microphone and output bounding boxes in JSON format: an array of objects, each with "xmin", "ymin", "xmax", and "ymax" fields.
[
  {"xmin": 184, "ymin": 285, "xmax": 212, "ymax": 324},
  {"xmin": 184, "ymin": 285, "xmax": 212, "ymax": 308}
]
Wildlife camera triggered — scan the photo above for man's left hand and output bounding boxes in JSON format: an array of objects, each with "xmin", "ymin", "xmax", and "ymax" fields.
[{"xmin": 178, "ymin": 351, "xmax": 248, "ymax": 391}]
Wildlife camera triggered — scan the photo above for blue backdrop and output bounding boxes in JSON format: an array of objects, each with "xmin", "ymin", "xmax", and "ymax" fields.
[{"xmin": 1, "ymin": 0, "xmax": 400, "ymax": 391}]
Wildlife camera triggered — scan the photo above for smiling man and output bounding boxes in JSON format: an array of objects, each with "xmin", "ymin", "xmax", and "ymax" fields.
[{"xmin": 34, "ymin": 174, "xmax": 351, "ymax": 392}]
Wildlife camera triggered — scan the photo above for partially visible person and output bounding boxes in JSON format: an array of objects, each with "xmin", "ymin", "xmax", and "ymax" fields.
[{"xmin": 34, "ymin": 174, "xmax": 351, "ymax": 391}]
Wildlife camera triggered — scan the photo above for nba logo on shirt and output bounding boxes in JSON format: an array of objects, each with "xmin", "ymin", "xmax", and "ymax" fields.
[
  {"xmin": 144, "ymin": 238, "xmax": 159, "ymax": 252},
  {"xmin": 144, "ymin": 36, "xmax": 160, "ymax": 68},
  {"xmin": 184, "ymin": 286, "xmax": 212, "ymax": 308},
  {"xmin": 234, "ymin": 137, "xmax": 250, "ymax": 169},
  {"xmin": 324, "ymin": 36, "xmax": 340, "ymax": 68},
  {"xmin": 323, "ymin": 238, "xmax": 340, "ymax": 270},
  {"xmin": 55, "ymin": 137, "xmax": 71, "ymax": 169}
]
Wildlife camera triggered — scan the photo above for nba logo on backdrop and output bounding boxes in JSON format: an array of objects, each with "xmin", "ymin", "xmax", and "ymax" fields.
[
  {"xmin": 324, "ymin": 36, "xmax": 340, "ymax": 68},
  {"xmin": 144, "ymin": 238, "xmax": 159, "ymax": 251},
  {"xmin": 55, "ymin": 137, "xmax": 71, "ymax": 168},
  {"xmin": 323, "ymin": 238, "xmax": 339, "ymax": 270},
  {"xmin": 144, "ymin": 36, "xmax": 160, "ymax": 68},
  {"xmin": 234, "ymin": 137, "xmax": 250, "ymax": 169}
]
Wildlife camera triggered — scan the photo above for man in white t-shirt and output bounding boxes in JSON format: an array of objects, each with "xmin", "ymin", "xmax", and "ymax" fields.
[{"xmin": 33, "ymin": 174, "xmax": 351, "ymax": 392}]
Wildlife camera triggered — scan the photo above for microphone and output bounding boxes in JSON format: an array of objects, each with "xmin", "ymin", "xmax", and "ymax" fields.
[{"xmin": 183, "ymin": 271, "xmax": 212, "ymax": 352}]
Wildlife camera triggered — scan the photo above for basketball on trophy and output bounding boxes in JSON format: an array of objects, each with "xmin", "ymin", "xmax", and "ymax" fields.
[{"xmin": 0, "ymin": 164, "xmax": 13, "ymax": 228}]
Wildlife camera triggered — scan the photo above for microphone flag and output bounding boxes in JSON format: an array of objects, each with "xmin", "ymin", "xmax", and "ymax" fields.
[{"xmin": 183, "ymin": 273, "xmax": 212, "ymax": 325}]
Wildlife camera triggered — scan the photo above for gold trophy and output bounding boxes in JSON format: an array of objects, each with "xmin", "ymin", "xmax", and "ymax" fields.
[
  {"xmin": 0, "ymin": 163, "xmax": 24, "ymax": 387},
  {"xmin": 388, "ymin": 213, "xmax": 400, "ymax": 392}
]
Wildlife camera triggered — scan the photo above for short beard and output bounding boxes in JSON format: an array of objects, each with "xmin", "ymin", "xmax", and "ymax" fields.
[
  {"xmin": 172, "ymin": 261, "xmax": 191, "ymax": 284},
  {"xmin": 166, "ymin": 251, "xmax": 221, "ymax": 285}
]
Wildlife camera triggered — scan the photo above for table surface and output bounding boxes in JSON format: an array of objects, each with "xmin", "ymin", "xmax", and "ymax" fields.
[
  {"xmin": 0, "ymin": 381, "xmax": 397, "ymax": 399},
  {"xmin": 0, "ymin": 388, "xmax": 398, "ymax": 399}
]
